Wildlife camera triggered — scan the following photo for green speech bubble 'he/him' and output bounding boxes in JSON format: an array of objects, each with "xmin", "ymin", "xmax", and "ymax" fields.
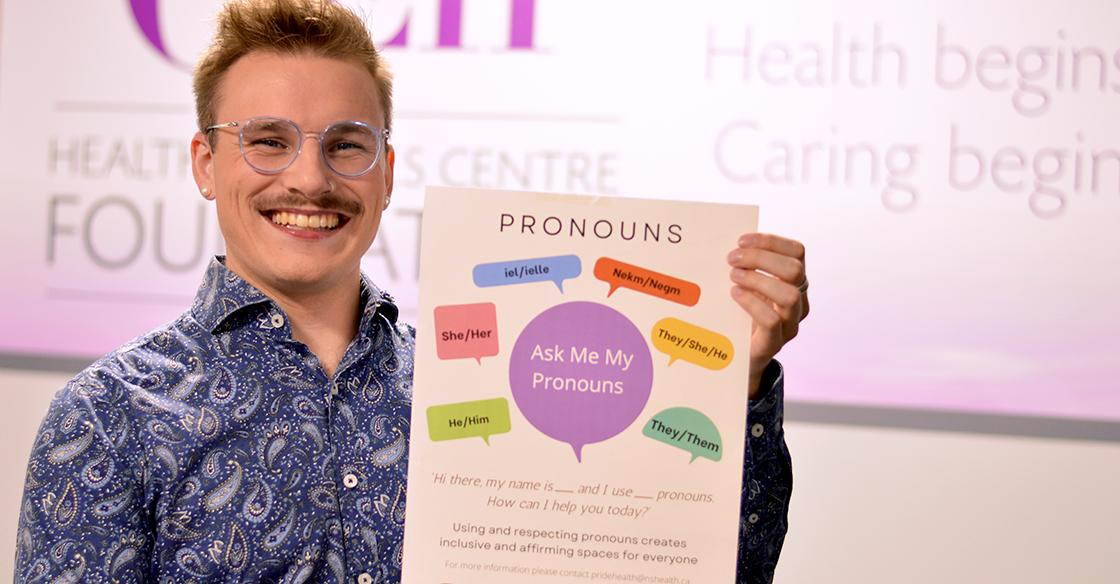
[
  {"xmin": 642, "ymin": 407, "xmax": 723, "ymax": 463},
  {"xmin": 427, "ymin": 398, "xmax": 512, "ymax": 445}
]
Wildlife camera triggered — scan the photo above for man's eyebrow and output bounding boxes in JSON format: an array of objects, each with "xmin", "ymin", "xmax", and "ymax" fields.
[{"xmin": 252, "ymin": 120, "xmax": 288, "ymax": 132}]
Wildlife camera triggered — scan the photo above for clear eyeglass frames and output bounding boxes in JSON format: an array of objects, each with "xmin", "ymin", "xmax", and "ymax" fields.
[{"xmin": 205, "ymin": 117, "xmax": 390, "ymax": 177}]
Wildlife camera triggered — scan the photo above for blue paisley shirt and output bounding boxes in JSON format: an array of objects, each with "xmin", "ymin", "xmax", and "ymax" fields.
[{"xmin": 16, "ymin": 258, "xmax": 791, "ymax": 584}]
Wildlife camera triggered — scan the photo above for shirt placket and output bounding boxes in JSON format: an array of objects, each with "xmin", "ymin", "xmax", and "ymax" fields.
[
  {"xmin": 268, "ymin": 306, "xmax": 361, "ymax": 583},
  {"xmin": 328, "ymin": 318, "xmax": 382, "ymax": 584}
]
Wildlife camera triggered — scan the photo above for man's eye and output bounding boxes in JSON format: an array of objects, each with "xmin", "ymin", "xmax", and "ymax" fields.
[
  {"xmin": 250, "ymin": 137, "xmax": 288, "ymax": 149},
  {"xmin": 330, "ymin": 141, "xmax": 369, "ymax": 153}
]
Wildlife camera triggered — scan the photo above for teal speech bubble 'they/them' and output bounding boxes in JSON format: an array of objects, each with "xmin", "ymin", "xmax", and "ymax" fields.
[{"xmin": 642, "ymin": 407, "xmax": 723, "ymax": 463}]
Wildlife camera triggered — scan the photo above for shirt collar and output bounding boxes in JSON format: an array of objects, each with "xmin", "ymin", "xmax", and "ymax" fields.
[
  {"xmin": 359, "ymin": 271, "xmax": 399, "ymax": 326},
  {"xmin": 191, "ymin": 256, "xmax": 398, "ymax": 333}
]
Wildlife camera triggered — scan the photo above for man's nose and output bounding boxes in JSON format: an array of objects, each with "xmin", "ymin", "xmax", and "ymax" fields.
[{"xmin": 282, "ymin": 136, "xmax": 333, "ymax": 196}]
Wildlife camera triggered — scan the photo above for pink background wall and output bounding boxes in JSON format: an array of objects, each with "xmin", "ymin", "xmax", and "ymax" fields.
[{"xmin": 1, "ymin": 0, "xmax": 1117, "ymax": 421}]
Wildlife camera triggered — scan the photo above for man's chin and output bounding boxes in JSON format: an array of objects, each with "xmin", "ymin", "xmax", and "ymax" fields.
[
  {"xmin": 227, "ymin": 258, "xmax": 357, "ymax": 299},
  {"xmin": 268, "ymin": 266, "xmax": 353, "ymax": 293}
]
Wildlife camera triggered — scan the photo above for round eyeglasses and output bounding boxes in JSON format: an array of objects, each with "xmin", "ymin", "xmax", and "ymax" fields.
[{"xmin": 205, "ymin": 117, "xmax": 390, "ymax": 177}]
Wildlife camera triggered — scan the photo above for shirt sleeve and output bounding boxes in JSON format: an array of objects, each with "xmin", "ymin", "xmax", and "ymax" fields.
[
  {"xmin": 736, "ymin": 359, "xmax": 794, "ymax": 584},
  {"xmin": 15, "ymin": 379, "xmax": 153, "ymax": 583}
]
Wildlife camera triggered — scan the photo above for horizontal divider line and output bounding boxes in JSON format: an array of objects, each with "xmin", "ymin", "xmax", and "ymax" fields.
[
  {"xmin": 54, "ymin": 101, "xmax": 192, "ymax": 114},
  {"xmin": 51, "ymin": 103, "xmax": 623, "ymax": 125},
  {"xmin": 397, "ymin": 110, "xmax": 622, "ymax": 124},
  {"xmin": 45, "ymin": 287, "xmax": 193, "ymax": 305},
  {"xmin": 786, "ymin": 400, "xmax": 1120, "ymax": 443}
]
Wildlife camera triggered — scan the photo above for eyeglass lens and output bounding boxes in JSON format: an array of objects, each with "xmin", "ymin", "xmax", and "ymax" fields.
[{"xmin": 240, "ymin": 118, "xmax": 381, "ymax": 176}]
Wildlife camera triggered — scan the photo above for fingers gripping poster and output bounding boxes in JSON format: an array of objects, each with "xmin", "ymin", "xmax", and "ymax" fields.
[{"xmin": 403, "ymin": 187, "xmax": 758, "ymax": 583}]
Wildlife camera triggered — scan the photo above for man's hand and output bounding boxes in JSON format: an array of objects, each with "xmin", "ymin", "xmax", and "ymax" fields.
[{"xmin": 727, "ymin": 233, "xmax": 810, "ymax": 399}]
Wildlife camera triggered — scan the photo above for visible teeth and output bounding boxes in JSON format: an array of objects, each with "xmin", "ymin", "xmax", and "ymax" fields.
[{"xmin": 270, "ymin": 211, "xmax": 340, "ymax": 230}]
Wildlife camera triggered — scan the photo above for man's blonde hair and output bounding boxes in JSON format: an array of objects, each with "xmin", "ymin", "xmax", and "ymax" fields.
[{"xmin": 193, "ymin": 0, "xmax": 393, "ymax": 137}]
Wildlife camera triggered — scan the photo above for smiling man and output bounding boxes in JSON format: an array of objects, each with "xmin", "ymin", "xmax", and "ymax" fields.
[
  {"xmin": 15, "ymin": 1, "xmax": 807, "ymax": 583},
  {"xmin": 194, "ymin": 49, "xmax": 393, "ymax": 378}
]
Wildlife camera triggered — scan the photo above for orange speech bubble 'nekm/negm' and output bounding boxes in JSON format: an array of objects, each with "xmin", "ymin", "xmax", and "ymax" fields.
[{"xmin": 594, "ymin": 257, "xmax": 701, "ymax": 306}]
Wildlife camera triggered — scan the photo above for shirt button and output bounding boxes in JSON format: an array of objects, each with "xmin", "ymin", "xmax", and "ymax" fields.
[
  {"xmin": 270, "ymin": 313, "xmax": 285, "ymax": 328},
  {"xmin": 750, "ymin": 423, "xmax": 765, "ymax": 438},
  {"xmin": 748, "ymin": 513, "xmax": 760, "ymax": 524},
  {"xmin": 343, "ymin": 473, "xmax": 359, "ymax": 489},
  {"xmin": 357, "ymin": 573, "xmax": 373, "ymax": 584}
]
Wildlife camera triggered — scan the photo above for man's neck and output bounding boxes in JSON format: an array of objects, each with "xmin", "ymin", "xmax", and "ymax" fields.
[
  {"xmin": 274, "ymin": 284, "xmax": 361, "ymax": 378},
  {"xmin": 227, "ymin": 263, "xmax": 363, "ymax": 378}
]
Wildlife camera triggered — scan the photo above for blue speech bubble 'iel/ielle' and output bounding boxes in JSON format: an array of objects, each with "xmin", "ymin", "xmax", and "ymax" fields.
[{"xmin": 472, "ymin": 255, "xmax": 582, "ymax": 293}]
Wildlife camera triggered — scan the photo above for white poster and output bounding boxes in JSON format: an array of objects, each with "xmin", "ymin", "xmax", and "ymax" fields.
[{"xmin": 402, "ymin": 186, "xmax": 758, "ymax": 582}]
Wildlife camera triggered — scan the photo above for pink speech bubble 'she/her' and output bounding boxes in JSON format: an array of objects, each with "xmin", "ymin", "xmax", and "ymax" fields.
[{"xmin": 433, "ymin": 303, "xmax": 500, "ymax": 364}]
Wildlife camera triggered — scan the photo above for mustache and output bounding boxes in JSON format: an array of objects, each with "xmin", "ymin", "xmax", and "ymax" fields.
[{"xmin": 254, "ymin": 194, "xmax": 363, "ymax": 216}]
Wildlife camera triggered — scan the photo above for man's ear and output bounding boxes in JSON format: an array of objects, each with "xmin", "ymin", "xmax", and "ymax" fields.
[
  {"xmin": 191, "ymin": 131, "xmax": 215, "ymax": 200},
  {"xmin": 383, "ymin": 144, "xmax": 395, "ymax": 197}
]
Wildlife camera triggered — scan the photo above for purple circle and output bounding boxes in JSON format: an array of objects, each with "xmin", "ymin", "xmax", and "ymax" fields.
[{"xmin": 509, "ymin": 301, "xmax": 653, "ymax": 461}]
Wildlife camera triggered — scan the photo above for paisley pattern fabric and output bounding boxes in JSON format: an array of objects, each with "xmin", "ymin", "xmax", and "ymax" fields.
[
  {"xmin": 16, "ymin": 258, "xmax": 412, "ymax": 583},
  {"xmin": 16, "ymin": 257, "xmax": 791, "ymax": 583},
  {"xmin": 739, "ymin": 360, "xmax": 794, "ymax": 584}
]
